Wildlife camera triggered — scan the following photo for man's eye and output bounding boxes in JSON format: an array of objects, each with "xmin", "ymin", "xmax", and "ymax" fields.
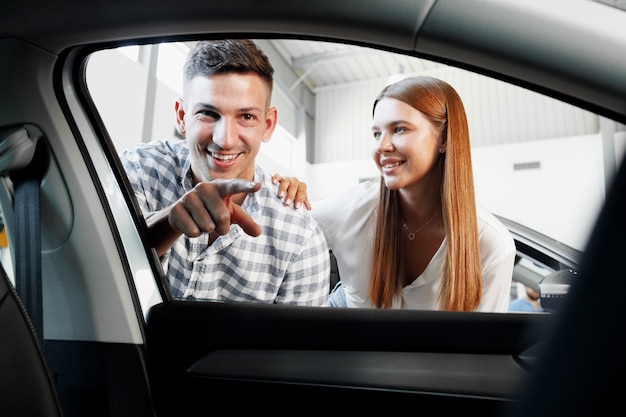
[
  {"xmin": 394, "ymin": 126, "xmax": 406, "ymax": 133},
  {"xmin": 198, "ymin": 110, "xmax": 218, "ymax": 118},
  {"xmin": 372, "ymin": 131, "xmax": 381, "ymax": 140},
  {"xmin": 239, "ymin": 114, "xmax": 257, "ymax": 125}
]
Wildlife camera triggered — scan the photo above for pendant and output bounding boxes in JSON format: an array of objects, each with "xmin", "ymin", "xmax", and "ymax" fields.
[{"xmin": 401, "ymin": 211, "xmax": 439, "ymax": 241}]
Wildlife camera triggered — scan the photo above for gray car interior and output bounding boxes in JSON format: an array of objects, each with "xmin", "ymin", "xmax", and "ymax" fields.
[{"xmin": 0, "ymin": 0, "xmax": 624, "ymax": 416}]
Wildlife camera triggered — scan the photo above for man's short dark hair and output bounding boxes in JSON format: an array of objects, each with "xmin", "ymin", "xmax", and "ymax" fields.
[{"xmin": 183, "ymin": 39, "xmax": 274, "ymax": 103}]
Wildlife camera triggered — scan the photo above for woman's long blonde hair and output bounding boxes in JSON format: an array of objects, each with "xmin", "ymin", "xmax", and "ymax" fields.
[{"xmin": 367, "ymin": 76, "xmax": 482, "ymax": 310}]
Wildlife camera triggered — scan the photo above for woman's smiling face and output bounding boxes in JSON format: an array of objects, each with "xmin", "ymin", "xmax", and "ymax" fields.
[{"xmin": 370, "ymin": 97, "xmax": 443, "ymax": 191}]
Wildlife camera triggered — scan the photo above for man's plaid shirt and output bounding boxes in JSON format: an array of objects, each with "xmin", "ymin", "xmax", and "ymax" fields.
[{"xmin": 120, "ymin": 139, "xmax": 330, "ymax": 305}]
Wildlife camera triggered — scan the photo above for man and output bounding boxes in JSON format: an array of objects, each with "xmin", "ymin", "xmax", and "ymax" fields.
[
  {"xmin": 509, "ymin": 285, "xmax": 544, "ymax": 312},
  {"xmin": 120, "ymin": 39, "xmax": 329, "ymax": 305}
]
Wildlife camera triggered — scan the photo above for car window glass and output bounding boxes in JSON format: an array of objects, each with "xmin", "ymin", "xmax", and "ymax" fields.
[{"xmin": 85, "ymin": 39, "xmax": 626, "ymax": 314}]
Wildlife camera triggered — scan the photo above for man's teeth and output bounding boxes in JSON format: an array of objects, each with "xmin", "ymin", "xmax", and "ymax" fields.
[
  {"xmin": 383, "ymin": 161, "xmax": 401, "ymax": 169},
  {"xmin": 210, "ymin": 152, "xmax": 237, "ymax": 161}
]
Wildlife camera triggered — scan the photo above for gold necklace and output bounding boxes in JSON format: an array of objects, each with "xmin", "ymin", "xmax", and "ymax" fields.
[{"xmin": 401, "ymin": 211, "xmax": 439, "ymax": 240}]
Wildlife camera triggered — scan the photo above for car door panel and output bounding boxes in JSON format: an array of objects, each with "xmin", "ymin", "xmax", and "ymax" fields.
[
  {"xmin": 188, "ymin": 349, "xmax": 525, "ymax": 397},
  {"xmin": 146, "ymin": 300, "xmax": 549, "ymax": 415}
]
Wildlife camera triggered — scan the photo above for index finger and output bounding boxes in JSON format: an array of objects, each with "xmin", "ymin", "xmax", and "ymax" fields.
[
  {"xmin": 189, "ymin": 179, "xmax": 262, "ymax": 236},
  {"xmin": 230, "ymin": 204, "xmax": 263, "ymax": 237},
  {"xmin": 212, "ymin": 178, "xmax": 263, "ymax": 198}
]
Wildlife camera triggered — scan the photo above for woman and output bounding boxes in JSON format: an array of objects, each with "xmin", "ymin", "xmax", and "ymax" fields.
[{"xmin": 312, "ymin": 76, "xmax": 515, "ymax": 311}]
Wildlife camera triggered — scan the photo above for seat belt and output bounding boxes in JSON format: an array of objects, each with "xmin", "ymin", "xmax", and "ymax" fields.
[
  {"xmin": 13, "ymin": 173, "xmax": 43, "ymax": 341},
  {"xmin": 1, "ymin": 125, "xmax": 47, "ymax": 344}
]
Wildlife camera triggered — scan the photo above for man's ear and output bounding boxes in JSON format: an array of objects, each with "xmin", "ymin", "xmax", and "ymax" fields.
[
  {"xmin": 175, "ymin": 98, "xmax": 186, "ymax": 136},
  {"xmin": 262, "ymin": 106, "xmax": 278, "ymax": 143}
]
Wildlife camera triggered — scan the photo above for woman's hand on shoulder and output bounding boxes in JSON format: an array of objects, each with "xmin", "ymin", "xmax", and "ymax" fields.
[{"xmin": 271, "ymin": 173, "xmax": 312, "ymax": 210}]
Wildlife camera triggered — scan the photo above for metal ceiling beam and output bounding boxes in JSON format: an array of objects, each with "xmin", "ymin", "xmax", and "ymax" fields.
[{"xmin": 291, "ymin": 47, "xmax": 379, "ymax": 70}]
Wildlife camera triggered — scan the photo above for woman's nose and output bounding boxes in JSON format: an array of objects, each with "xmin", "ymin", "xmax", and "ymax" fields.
[{"xmin": 375, "ymin": 131, "xmax": 394, "ymax": 153}]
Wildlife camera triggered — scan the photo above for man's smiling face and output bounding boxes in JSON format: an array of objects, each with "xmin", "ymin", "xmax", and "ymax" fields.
[{"xmin": 176, "ymin": 72, "xmax": 277, "ymax": 184}]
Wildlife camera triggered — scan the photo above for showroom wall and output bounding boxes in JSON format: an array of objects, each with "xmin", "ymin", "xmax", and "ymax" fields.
[{"xmin": 86, "ymin": 43, "xmax": 625, "ymax": 252}]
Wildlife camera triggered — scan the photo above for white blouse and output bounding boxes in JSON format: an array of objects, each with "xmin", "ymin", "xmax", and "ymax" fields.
[{"xmin": 312, "ymin": 180, "xmax": 516, "ymax": 312}]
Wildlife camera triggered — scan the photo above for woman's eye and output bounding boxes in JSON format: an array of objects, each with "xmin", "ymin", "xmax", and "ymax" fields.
[{"xmin": 372, "ymin": 131, "xmax": 381, "ymax": 140}]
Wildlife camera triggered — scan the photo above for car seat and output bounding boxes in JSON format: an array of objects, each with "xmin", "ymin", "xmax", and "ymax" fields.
[{"xmin": 0, "ymin": 261, "xmax": 63, "ymax": 416}]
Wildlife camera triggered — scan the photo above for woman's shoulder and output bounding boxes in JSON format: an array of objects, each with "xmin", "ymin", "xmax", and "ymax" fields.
[
  {"xmin": 308, "ymin": 179, "xmax": 379, "ymax": 241},
  {"xmin": 312, "ymin": 179, "xmax": 379, "ymax": 220},
  {"xmin": 319, "ymin": 178, "xmax": 379, "ymax": 207},
  {"xmin": 476, "ymin": 206, "xmax": 516, "ymax": 252}
]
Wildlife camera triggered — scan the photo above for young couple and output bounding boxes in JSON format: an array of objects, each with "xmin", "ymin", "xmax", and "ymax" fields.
[{"xmin": 120, "ymin": 39, "xmax": 515, "ymax": 311}]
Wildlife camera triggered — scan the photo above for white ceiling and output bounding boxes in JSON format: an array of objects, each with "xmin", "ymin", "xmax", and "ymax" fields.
[{"xmin": 268, "ymin": 39, "xmax": 447, "ymax": 92}]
